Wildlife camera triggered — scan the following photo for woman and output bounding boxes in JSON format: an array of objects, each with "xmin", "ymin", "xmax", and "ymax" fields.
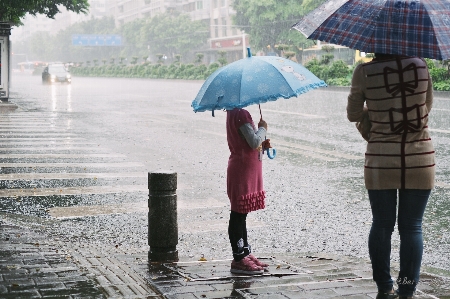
[
  {"xmin": 226, "ymin": 107, "xmax": 270, "ymax": 275},
  {"xmin": 347, "ymin": 53, "xmax": 435, "ymax": 299}
]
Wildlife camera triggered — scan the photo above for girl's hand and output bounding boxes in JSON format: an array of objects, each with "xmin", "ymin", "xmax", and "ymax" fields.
[
  {"xmin": 258, "ymin": 119, "xmax": 268, "ymax": 130},
  {"xmin": 262, "ymin": 139, "xmax": 271, "ymax": 150}
]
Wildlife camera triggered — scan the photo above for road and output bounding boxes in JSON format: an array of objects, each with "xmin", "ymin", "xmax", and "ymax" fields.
[{"xmin": 2, "ymin": 73, "xmax": 449, "ymax": 274}]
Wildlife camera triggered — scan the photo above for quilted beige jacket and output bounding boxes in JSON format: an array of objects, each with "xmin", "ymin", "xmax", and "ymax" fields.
[{"xmin": 347, "ymin": 56, "xmax": 435, "ymax": 190}]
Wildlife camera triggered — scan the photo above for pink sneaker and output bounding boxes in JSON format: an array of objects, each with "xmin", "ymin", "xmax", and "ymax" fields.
[
  {"xmin": 248, "ymin": 254, "xmax": 269, "ymax": 269},
  {"xmin": 230, "ymin": 256, "xmax": 264, "ymax": 275}
]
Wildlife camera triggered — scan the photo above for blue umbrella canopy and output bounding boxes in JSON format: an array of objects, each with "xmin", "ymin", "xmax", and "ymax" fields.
[{"xmin": 191, "ymin": 53, "xmax": 327, "ymax": 114}]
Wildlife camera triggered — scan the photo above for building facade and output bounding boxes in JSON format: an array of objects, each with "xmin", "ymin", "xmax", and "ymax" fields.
[
  {"xmin": 11, "ymin": 0, "xmax": 247, "ymax": 64},
  {"xmin": 107, "ymin": 0, "xmax": 247, "ymax": 62}
]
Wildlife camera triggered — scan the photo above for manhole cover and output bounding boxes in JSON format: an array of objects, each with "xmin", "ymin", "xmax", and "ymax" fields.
[{"xmin": 163, "ymin": 257, "xmax": 313, "ymax": 281}]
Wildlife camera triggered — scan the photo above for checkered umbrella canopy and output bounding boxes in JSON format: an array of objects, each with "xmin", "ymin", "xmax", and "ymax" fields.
[{"xmin": 292, "ymin": 0, "xmax": 450, "ymax": 60}]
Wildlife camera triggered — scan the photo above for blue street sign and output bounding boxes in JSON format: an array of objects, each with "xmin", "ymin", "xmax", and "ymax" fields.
[{"xmin": 72, "ymin": 34, "xmax": 122, "ymax": 46}]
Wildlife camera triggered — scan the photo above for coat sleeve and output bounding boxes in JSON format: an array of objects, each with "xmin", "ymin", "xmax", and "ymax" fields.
[
  {"xmin": 347, "ymin": 64, "xmax": 366, "ymax": 122},
  {"xmin": 239, "ymin": 123, "xmax": 266, "ymax": 149},
  {"xmin": 425, "ymin": 71, "xmax": 433, "ymax": 113}
]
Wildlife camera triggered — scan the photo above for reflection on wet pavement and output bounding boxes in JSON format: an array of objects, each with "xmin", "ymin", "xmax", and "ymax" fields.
[{"xmin": 2, "ymin": 74, "xmax": 449, "ymax": 276}]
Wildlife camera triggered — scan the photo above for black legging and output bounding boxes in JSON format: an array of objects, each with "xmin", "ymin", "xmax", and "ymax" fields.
[{"xmin": 228, "ymin": 211, "xmax": 250, "ymax": 261}]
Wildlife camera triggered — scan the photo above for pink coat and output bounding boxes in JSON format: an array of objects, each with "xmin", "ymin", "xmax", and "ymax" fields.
[{"xmin": 226, "ymin": 108, "xmax": 265, "ymax": 213}]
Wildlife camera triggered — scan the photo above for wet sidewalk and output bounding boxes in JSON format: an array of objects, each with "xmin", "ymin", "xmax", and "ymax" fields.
[
  {"xmin": 146, "ymin": 254, "xmax": 450, "ymax": 299},
  {"xmin": 2, "ymin": 219, "xmax": 449, "ymax": 298},
  {"xmin": 0, "ymin": 219, "xmax": 162, "ymax": 298}
]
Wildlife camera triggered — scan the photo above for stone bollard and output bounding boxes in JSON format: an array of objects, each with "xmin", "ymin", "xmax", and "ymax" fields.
[{"xmin": 148, "ymin": 171, "xmax": 178, "ymax": 262}]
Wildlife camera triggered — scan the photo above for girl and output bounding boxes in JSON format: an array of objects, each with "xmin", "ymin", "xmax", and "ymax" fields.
[{"xmin": 226, "ymin": 107, "xmax": 270, "ymax": 275}]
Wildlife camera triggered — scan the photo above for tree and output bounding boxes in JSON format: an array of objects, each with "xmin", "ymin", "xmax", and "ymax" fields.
[
  {"xmin": 28, "ymin": 32, "xmax": 52, "ymax": 61},
  {"xmin": 232, "ymin": 0, "xmax": 327, "ymax": 52},
  {"xmin": 195, "ymin": 53, "xmax": 204, "ymax": 65},
  {"xmin": 0, "ymin": 0, "xmax": 89, "ymax": 24},
  {"xmin": 321, "ymin": 45, "xmax": 335, "ymax": 65},
  {"xmin": 140, "ymin": 12, "xmax": 209, "ymax": 60},
  {"xmin": 120, "ymin": 18, "xmax": 146, "ymax": 58},
  {"xmin": 12, "ymin": 16, "xmax": 119, "ymax": 63},
  {"xmin": 217, "ymin": 51, "xmax": 228, "ymax": 66}
]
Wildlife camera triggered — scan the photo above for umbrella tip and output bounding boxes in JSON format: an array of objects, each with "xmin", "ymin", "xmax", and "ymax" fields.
[{"xmin": 247, "ymin": 47, "xmax": 252, "ymax": 58}]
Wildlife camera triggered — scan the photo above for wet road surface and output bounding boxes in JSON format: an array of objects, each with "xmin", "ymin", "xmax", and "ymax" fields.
[{"xmin": 1, "ymin": 73, "xmax": 449, "ymax": 276}]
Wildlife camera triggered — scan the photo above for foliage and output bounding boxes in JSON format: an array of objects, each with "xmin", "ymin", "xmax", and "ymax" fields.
[
  {"xmin": 12, "ymin": 13, "xmax": 208, "ymax": 65},
  {"xmin": 325, "ymin": 77, "xmax": 351, "ymax": 86},
  {"xmin": 119, "ymin": 18, "xmax": 146, "ymax": 58},
  {"xmin": 276, "ymin": 44, "xmax": 290, "ymax": 52},
  {"xmin": 424, "ymin": 58, "xmax": 437, "ymax": 69},
  {"xmin": 429, "ymin": 68, "xmax": 449, "ymax": 85},
  {"xmin": 433, "ymin": 82, "xmax": 450, "ymax": 91},
  {"xmin": 321, "ymin": 54, "xmax": 334, "ymax": 65},
  {"xmin": 217, "ymin": 51, "xmax": 228, "ymax": 66},
  {"xmin": 140, "ymin": 12, "xmax": 209, "ymax": 60},
  {"xmin": 195, "ymin": 53, "xmax": 204, "ymax": 65},
  {"xmin": 0, "ymin": 0, "xmax": 89, "ymax": 24},
  {"xmin": 12, "ymin": 16, "xmax": 118, "ymax": 62},
  {"xmin": 70, "ymin": 61, "xmax": 219, "ymax": 80},
  {"xmin": 283, "ymin": 51, "xmax": 296, "ymax": 59},
  {"xmin": 70, "ymin": 57, "xmax": 450, "ymax": 91},
  {"xmin": 232, "ymin": 0, "xmax": 327, "ymax": 52},
  {"xmin": 327, "ymin": 60, "xmax": 350, "ymax": 79},
  {"xmin": 321, "ymin": 45, "xmax": 335, "ymax": 53},
  {"xmin": 304, "ymin": 58, "xmax": 324, "ymax": 78},
  {"xmin": 305, "ymin": 58, "xmax": 352, "ymax": 83}
]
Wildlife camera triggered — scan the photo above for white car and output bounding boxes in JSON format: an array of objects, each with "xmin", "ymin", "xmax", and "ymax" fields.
[{"xmin": 42, "ymin": 64, "xmax": 71, "ymax": 84}]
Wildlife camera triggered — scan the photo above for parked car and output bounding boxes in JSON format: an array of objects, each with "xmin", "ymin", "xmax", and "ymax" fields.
[{"xmin": 42, "ymin": 64, "xmax": 71, "ymax": 84}]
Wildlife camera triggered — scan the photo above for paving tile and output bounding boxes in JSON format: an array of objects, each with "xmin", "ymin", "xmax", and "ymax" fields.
[
  {"xmin": 246, "ymin": 293, "xmax": 289, "ymax": 299},
  {"xmin": 208, "ymin": 282, "xmax": 234, "ymax": 291},
  {"xmin": 299, "ymin": 288, "xmax": 341, "ymax": 298},
  {"xmin": 6, "ymin": 278, "xmax": 36, "ymax": 288},
  {"xmin": 3, "ymin": 289, "xmax": 42, "ymax": 298},
  {"xmin": 344, "ymin": 295, "xmax": 373, "ymax": 299},
  {"xmin": 298, "ymin": 280, "xmax": 352, "ymax": 291},
  {"xmin": 115, "ymin": 284, "xmax": 138, "ymax": 296},
  {"xmin": 165, "ymin": 293, "xmax": 199, "ymax": 299},
  {"xmin": 160, "ymin": 284, "xmax": 215, "ymax": 294},
  {"xmin": 346, "ymin": 279, "xmax": 378, "ymax": 288},
  {"xmin": 333, "ymin": 285, "xmax": 376, "ymax": 296},
  {"xmin": 259, "ymin": 275, "xmax": 314, "ymax": 286},
  {"xmin": 193, "ymin": 289, "xmax": 237, "ymax": 298},
  {"xmin": 2, "ymin": 220, "xmax": 449, "ymax": 299},
  {"xmin": 34, "ymin": 280, "xmax": 66, "ymax": 289}
]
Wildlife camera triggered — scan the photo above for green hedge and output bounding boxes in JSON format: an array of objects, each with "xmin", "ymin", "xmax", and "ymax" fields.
[
  {"xmin": 304, "ymin": 58, "xmax": 450, "ymax": 91},
  {"xmin": 71, "ymin": 59, "xmax": 450, "ymax": 91},
  {"xmin": 70, "ymin": 63, "xmax": 220, "ymax": 81}
]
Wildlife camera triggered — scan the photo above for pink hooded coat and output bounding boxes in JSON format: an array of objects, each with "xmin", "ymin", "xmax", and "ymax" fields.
[{"xmin": 226, "ymin": 108, "xmax": 265, "ymax": 213}]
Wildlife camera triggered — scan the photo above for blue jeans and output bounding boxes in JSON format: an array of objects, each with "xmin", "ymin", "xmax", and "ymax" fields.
[{"xmin": 368, "ymin": 189, "xmax": 430, "ymax": 297}]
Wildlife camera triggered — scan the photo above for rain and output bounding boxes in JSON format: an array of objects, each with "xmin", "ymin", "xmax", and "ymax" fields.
[{"xmin": 1, "ymin": 0, "xmax": 450, "ymax": 297}]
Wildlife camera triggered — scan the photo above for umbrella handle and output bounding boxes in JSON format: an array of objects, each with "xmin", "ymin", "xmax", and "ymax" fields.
[{"xmin": 265, "ymin": 147, "xmax": 276, "ymax": 159}]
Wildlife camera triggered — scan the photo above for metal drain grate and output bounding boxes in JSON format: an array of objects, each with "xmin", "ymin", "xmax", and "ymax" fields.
[{"xmin": 163, "ymin": 257, "xmax": 313, "ymax": 281}]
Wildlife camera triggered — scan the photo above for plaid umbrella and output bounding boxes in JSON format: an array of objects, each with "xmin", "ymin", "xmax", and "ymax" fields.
[{"xmin": 292, "ymin": 0, "xmax": 450, "ymax": 60}]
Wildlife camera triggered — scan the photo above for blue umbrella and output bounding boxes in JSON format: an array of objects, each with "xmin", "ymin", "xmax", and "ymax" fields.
[
  {"xmin": 192, "ymin": 48, "xmax": 327, "ymax": 114},
  {"xmin": 191, "ymin": 48, "xmax": 327, "ymax": 159}
]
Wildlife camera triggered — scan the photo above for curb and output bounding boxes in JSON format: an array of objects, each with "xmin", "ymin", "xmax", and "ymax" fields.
[{"xmin": 0, "ymin": 101, "xmax": 18, "ymax": 110}]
